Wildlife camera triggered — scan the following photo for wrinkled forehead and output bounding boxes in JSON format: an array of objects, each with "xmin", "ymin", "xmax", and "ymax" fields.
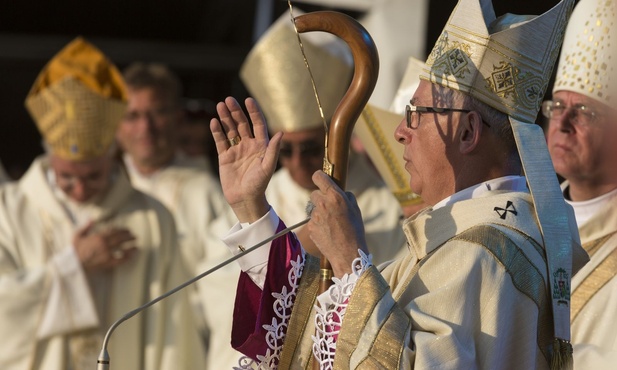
[{"xmin": 411, "ymin": 80, "xmax": 462, "ymax": 107}]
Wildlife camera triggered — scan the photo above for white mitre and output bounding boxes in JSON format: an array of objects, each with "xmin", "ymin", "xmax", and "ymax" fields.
[{"xmin": 553, "ymin": 0, "xmax": 616, "ymax": 104}]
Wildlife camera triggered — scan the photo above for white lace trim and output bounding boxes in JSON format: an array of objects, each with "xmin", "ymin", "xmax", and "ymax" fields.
[
  {"xmin": 235, "ymin": 250, "xmax": 306, "ymax": 370},
  {"xmin": 311, "ymin": 250, "xmax": 372, "ymax": 370}
]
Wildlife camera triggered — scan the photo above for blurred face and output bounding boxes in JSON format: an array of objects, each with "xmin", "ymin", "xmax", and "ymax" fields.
[
  {"xmin": 547, "ymin": 91, "xmax": 617, "ymax": 185},
  {"xmin": 279, "ymin": 127, "xmax": 325, "ymax": 190},
  {"xmin": 50, "ymin": 155, "xmax": 113, "ymax": 203},
  {"xmin": 178, "ymin": 119, "xmax": 210, "ymax": 157},
  {"xmin": 394, "ymin": 81, "xmax": 464, "ymax": 205},
  {"xmin": 117, "ymin": 87, "xmax": 181, "ymax": 171}
]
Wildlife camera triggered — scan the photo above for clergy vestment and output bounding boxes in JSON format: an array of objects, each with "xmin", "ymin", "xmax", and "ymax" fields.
[
  {"xmin": 0, "ymin": 156, "xmax": 207, "ymax": 370},
  {"xmin": 124, "ymin": 154, "xmax": 242, "ymax": 369},
  {"xmin": 266, "ymin": 153, "xmax": 407, "ymax": 265},
  {"xmin": 569, "ymin": 191, "xmax": 617, "ymax": 369},
  {"xmin": 225, "ymin": 178, "xmax": 586, "ymax": 369}
]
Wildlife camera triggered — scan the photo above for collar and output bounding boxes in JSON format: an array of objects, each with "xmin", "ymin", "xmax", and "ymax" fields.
[
  {"xmin": 433, "ymin": 175, "xmax": 528, "ymax": 210},
  {"xmin": 563, "ymin": 183, "xmax": 617, "ymax": 227}
]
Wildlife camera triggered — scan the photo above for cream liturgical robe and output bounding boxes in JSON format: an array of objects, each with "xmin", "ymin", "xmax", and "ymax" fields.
[
  {"xmin": 124, "ymin": 154, "xmax": 242, "ymax": 369},
  {"xmin": 570, "ymin": 194, "xmax": 617, "ymax": 369},
  {"xmin": 225, "ymin": 180, "xmax": 587, "ymax": 369},
  {"xmin": 0, "ymin": 157, "xmax": 207, "ymax": 370},
  {"xmin": 266, "ymin": 153, "xmax": 407, "ymax": 265}
]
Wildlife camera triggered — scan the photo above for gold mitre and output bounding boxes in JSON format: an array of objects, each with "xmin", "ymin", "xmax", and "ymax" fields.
[
  {"xmin": 25, "ymin": 37, "xmax": 127, "ymax": 161},
  {"xmin": 240, "ymin": 11, "xmax": 353, "ymax": 133},
  {"xmin": 421, "ymin": 0, "xmax": 573, "ymax": 123},
  {"xmin": 553, "ymin": 0, "xmax": 616, "ymax": 104},
  {"xmin": 355, "ymin": 57, "xmax": 425, "ymax": 207}
]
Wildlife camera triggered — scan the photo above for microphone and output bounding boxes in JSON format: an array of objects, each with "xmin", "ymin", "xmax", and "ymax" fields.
[{"xmin": 96, "ymin": 217, "xmax": 310, "ymax": 369}]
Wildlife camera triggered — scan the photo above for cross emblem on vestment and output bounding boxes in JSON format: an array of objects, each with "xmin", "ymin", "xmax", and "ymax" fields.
[{"xmin": 494, "ymin": 201, "xmax": 517, "ymax": 220}]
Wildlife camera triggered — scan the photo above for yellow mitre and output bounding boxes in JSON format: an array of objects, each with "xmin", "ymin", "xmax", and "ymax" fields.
[
  {"xmin": 240, "ymin": 11, "xmax": 353, "ymax": 133},
  {"xmin": 354, "ymin": 57, "xmax": 425, "ymax": 207},
  {"xmin": 553, "ymin": 0, "xmax": 616, "ymax": 104},
  {"xmin": 25, "ymin": 37, "xmax": 127, "ymax": 161},
  {"xmin": 421, "ymin": 0, "xmax": 578, "ymax": 366}
]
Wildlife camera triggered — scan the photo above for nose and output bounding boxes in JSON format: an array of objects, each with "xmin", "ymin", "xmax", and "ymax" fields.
[
  {"xmin": 70, "ymin": 179, "xmax": 90, "ymax": 202},
  {"xmin": 394, "ymin": 117, "xmax": 411, "ymax": 144},
  {"xmin": 554, "ymin": 110, "xmax": 575, "ymax": 134}
]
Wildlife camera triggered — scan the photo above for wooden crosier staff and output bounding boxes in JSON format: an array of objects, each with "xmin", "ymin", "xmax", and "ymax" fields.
[{"xmin": 293, "ymin": 10, "xmax": 379, "ymax": 352}]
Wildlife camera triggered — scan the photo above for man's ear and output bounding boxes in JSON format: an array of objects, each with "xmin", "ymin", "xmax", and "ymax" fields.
[{"xmin": 459, "ymin": 111, "xmax": 483, "ymax": 154}]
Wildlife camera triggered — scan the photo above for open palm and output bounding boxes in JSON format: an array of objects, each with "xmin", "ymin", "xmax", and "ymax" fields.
[{"xmin": 210, "ymin": 97, "xmax": 282, "ymax": 223}]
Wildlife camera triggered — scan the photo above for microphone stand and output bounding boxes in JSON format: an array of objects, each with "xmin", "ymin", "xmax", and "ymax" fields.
[{"xmin": 96, "ymin": 217, "xmax": 310, "ymax": 369}]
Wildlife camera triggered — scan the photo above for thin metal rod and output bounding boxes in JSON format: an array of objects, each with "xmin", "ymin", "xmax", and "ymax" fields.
[{"xmin": 97, "ymin": 216, "xmax": 310, "ymax": 368}]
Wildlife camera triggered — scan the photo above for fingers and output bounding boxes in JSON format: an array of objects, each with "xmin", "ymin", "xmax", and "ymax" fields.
[
  {"xmin": 245, "ymin": 98, "xmax": 267, "ymax": 141},
  {"xmin": 76, "ymin": 220, "xmax": 95, "ymax": 237},
  {"xmin": 210, "ymin": 117, "xmax": 230, "ymax": 155},
  {"xmin": 312, "ymin": 170, "xmax": 341, "ymax": 195},
  {"xmin": 103, "ymin": 228, "xmax": 136, "ymax": 247}
]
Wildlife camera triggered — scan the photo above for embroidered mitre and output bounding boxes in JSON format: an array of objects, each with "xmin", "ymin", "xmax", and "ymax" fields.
[{"xmin": 25, "ymin": 37, "xmax": 127, "ymax": 161}]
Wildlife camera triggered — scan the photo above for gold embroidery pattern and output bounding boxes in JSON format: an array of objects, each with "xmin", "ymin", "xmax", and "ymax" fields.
[
  {"xmin": 426, "ymin": 32, "xmax": 474, "ymax": 80},
  {"xmin": 570, "ymin": 234, "xmax": 617, "ymax": 323}
]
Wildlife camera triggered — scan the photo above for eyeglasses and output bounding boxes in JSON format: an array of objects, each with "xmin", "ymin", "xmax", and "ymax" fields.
[
  {"xmin": 279, "ymin": 140, "xmax": 323, "ymax": 159},
  {"xmin": 405, "ymin": 104, "xmax": 491, "ymax": 129},
  {"xmin": 541, "ymin": 100, "xmax": 600, "ymax": 126}
]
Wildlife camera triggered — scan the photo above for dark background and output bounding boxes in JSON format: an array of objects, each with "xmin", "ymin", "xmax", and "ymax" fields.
[{"xmin": 0, "ymin": 0, "xmax": 563, "ymax": 178}]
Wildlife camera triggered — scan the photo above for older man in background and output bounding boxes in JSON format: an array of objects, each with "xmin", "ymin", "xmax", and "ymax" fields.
[
  {"xmin": 0, "ymin": 37, "xmax": 206, "ymax": 370},
  {"xmin": 545, "ymin": 0, "xmax": 617, "ymax": 368},
  {"xmin": 116, "ymin": 62, "xmax": 240, "ymax": 368},
  {"xmin": 241, "ymin": 12, "xmax": 407, "ymax": 265}
]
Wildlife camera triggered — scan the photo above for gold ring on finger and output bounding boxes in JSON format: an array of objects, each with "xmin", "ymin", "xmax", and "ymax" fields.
[{"xmin": 228, "ymin": 136, "xmax": 242, "ymax": 147}]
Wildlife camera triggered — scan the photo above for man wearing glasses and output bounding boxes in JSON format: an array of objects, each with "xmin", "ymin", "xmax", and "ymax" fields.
[
  {"xmin": 240, "ymin": 13, "xmax": 407, "ymax": 265},
  {"xmin": 545, "ymin": 0, "xmax": 617, "ymax": 368},
  {"xmin": 213, "ymin": 1, "xmax": 587, "ymax": 369}
]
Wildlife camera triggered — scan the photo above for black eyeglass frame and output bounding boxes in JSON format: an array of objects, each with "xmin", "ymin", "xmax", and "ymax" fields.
[{"xmin": 405, "ymin": 104, "xmax": 491, "ymax": 129}]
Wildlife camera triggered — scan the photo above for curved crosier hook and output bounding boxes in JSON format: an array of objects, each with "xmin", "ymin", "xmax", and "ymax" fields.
[{"xmin": 294, "ymin": 11, "xmax": 379, "ymax": 295}]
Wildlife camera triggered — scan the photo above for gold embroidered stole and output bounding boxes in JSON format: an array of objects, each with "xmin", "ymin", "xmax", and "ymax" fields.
[
  {"xmin": 571, "ymin": 232, "xmax": 617, "ymax": 323},
  {"xmin": 335, "ymin": 224, "xmax": 551, "ymax": 368},
  {"xmin": 279, "ymin": 254, "xmax": 321, "ymax": 369}
]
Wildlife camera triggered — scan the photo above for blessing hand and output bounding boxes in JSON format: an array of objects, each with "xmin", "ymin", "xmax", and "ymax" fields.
[{"xmin": 210, "ymin": 97, "xmax": 282, "ymax": 223}]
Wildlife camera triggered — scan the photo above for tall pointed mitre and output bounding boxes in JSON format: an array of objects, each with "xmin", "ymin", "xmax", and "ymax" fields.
[
  {"xmin": 354, "ymin": 57, "xmax": 425, "ymax": 207},
  {"xmin": 420, "ymin": 0, "xmax": 577, "ymax": 366},
  {"xmin": 553, "ymin": 0, "xmax": 616, "ymax": 104},
  {"xmin": 240, "ymin": 11, "xmax": 353, "ymax": 133},
  {"xmin": 25, "ymin": 37, "xmax": 127, "ymax": 161}
]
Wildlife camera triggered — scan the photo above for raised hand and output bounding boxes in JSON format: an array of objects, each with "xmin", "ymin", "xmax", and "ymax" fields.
[
  {"xmin": 307, "ymin": 171, "xmax": 369, "ymax": 278},
  {"xmin": 73, "ymin": 222, "xmax": 138, "ymax": 272},
  {"xmin": 210, "ymin": 97, "xmax": 282, "ymax": 223}
]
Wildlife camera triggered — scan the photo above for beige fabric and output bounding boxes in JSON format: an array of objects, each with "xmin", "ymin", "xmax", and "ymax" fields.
[
  {"xmin": 123, "ymin": 154, "xmax": 242, "ymax": 369},
  {"xmin": 571, "ymin": 196, "xmax": 617, "ymax": 369},
  {"xmin": 0, "ymin": 156, "xmax": 207, "ymax": 370},
  {"xmin": 280, "ymin": 191, "xmax": 586, "ymax": 369},
  {"xmin": 553, "ymin": 0, "xmax": 616, "ymax": 103},
  {"xmin": 265, "ymin": 153, "xmax": 407, "ymax": 266},
  {"xmin": 240, "ymin": 11, "xmax": 353, "ymax": 133}
]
